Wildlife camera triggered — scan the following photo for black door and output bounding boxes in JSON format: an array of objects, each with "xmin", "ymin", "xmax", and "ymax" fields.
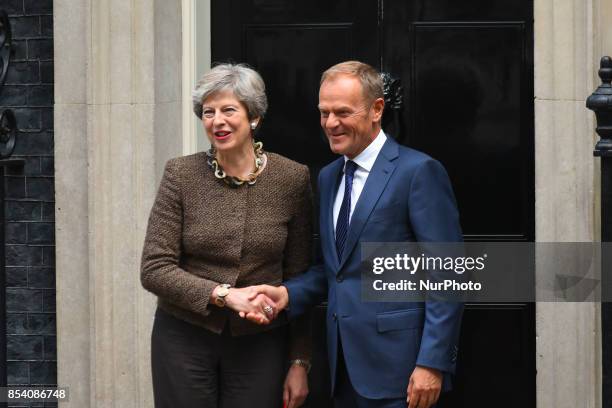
[{"xmin": 212, "ymin": 1, "xmax": 535, "ymax": 407}]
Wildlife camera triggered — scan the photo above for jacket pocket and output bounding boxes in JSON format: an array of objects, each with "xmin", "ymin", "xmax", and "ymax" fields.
[{"xmin": 376, "ymin": 309, "xmax": 424, "ymax": 332}]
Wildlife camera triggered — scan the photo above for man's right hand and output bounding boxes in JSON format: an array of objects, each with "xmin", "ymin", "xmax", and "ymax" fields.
[{"xmin": 245, "ymin": 285, "xmax": 290, "ymax": 324}]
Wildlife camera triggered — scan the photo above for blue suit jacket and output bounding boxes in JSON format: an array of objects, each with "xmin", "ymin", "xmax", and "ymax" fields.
[{"xmin": 284, "ymin": 137, "xmax": 463, "ymax": 399}]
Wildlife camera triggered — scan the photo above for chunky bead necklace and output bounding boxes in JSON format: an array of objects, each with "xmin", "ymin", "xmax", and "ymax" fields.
[{"xmin": 206, "ymin": 140, "xmax": 266, "ymax": 187}]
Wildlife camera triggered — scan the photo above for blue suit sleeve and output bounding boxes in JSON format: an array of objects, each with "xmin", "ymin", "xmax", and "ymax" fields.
[
  {"xmin": 284, "ymin": 262, "xmax": 327, "ymax": 319},
  {"xmin": 409, "ymin": 159, "xmax": 464, "ymax": 374}
]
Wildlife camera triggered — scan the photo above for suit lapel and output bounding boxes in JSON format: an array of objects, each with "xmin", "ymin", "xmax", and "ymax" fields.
[
  {"xmin": 337, "ymin": 139, "xmax": 399, "ymax": 272},
  {"xmin": 321, "ymin": 158, "xmax": 344, "ymax": 270}
]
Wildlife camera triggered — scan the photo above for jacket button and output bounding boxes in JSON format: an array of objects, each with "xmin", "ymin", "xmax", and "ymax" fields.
[
  {"xmin": 336, "ymin": 275, "xmax": 344, "ymax": 283},
  {"xmin": 332, "ymin": 313, "xmax": 337, "ymax": 321}
]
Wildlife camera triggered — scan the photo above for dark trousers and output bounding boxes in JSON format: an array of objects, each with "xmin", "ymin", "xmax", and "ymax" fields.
[
  {"xmin": 333, "ymin": 338, "xmax": 409, "ymax": 408},
  {"xmin": 151, "ymin": 308, "xmax": 287, "ymax": 408}
]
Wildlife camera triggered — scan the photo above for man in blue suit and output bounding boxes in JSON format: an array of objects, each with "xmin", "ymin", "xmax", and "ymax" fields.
[{"xmin": 248, "ymin": 61, "xmax": 463, "ymax": 408}]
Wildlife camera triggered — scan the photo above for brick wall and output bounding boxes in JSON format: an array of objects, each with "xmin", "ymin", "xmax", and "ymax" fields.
[{"xmin": 1, "ymin": 0, "xmax": 56, "ymax": 402}]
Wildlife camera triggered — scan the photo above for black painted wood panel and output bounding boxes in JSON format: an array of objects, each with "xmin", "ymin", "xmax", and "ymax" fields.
[
  {"xmin": 438, "ymin": 303, "xmax": 535, "ymax": 407},
  {"xmin": 243, "ymin": 23, "xmax": 353, "ymax": 169},
  {"xmin": 410, "ymin": 23, "xmax": 529, "ymax": 239}
]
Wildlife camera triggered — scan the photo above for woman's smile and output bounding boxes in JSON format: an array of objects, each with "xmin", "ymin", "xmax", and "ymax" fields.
[{"xmin": 214, "ymin": 130, "xmax": 232, "ymax": 140}]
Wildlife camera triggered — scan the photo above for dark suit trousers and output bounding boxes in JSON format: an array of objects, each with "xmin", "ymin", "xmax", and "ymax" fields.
[
  {"xmin": 151, "ymin": 308, "xmax": 287, "ymax": 408},
  {"xmin": 334, "ymin": 337, "xmax": 411, "ymax": 408}
]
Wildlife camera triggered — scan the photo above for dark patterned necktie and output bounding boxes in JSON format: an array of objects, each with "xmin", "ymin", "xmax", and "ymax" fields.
[{"xmin": 335, "ymin": 160, "xmax": 358, "ymax": 258}]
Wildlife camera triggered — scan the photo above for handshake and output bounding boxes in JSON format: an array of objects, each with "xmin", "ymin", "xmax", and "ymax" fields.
[{"xmin": 211, "ymin": 284, "xmax": 290, "ymax": 325}]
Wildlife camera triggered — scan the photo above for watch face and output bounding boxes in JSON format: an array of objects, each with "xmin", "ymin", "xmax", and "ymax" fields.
[{"xmin": 218, "ymin": 287, "xmax": 230, "ymax": 297}]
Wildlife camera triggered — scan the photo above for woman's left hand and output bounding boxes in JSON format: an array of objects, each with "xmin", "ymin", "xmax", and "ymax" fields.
[{"xmin": 283, "ymin": 364, "xmax": 309, "ymax": 408}]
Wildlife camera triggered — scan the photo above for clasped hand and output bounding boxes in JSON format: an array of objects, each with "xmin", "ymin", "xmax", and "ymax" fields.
[
  {"xmin": 222, "ymin": 285, "xmax": 287, "ymax": 324},
  {"xmin": 221, "ymin": 285, "xmax": 288, "ymax": 325}
]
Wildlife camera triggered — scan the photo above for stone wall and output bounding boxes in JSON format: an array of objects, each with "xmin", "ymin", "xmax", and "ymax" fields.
[{"xmin": 54, "ymin": 0, "xmax": 183, "ymax": 405}]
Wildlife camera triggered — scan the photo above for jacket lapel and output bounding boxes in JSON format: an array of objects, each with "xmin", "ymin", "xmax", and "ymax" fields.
[{"xmin": 337, "ymin": 139, "xmax": 399, "ymax": 272}]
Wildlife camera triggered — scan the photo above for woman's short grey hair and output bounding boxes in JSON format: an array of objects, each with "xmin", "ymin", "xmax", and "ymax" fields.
[{"xmin": 192, "ymin": 63, "xmax": 268, "ymax": 120}]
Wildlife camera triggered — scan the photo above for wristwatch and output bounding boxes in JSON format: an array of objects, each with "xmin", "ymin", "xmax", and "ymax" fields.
[
  {"xmin": 289, "ymin": 359, "xmax": 312, "ymax": 373},
  {"xmin": 214, "ymin": 284, "xmax": 232, "ymax": 307}
]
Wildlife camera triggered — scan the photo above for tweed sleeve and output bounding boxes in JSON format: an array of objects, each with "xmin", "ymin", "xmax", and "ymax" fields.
[
  {"xmin": 140, "ymin": 159, "xmax": 218, "ymax": 317},
  {"xmin": 284, "ymin": 165, "xmax": 314, "ymax": 360}
]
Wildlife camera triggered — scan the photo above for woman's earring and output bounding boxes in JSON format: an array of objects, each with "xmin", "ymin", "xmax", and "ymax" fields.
[{"xmin": 250, "ymin": 122, "xmax": 257, "ymax": 130}]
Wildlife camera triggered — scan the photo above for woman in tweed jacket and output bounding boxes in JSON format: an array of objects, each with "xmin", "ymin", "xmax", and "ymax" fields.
[{"xmin": 141, "ymin": 63, "xmax": 312, "ymax": 408}]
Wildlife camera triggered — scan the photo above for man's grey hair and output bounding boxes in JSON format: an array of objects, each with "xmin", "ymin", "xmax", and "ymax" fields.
[
  {"xmin": 320, "ymin": 61, "xmax": 384, "ymax": 104},
  {"xmin": 192, "ymin": 63, "xmax": 268, "ymax": 120}
]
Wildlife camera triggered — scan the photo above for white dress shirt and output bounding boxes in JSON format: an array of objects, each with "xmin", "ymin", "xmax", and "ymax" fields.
[{"xmin": 333, "ymin": 130, "xmax": 388, "ymax": 235}]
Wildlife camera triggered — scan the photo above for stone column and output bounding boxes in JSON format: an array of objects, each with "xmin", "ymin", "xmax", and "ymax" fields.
[
  {"xmin": 534, "ymin": 0, "xmax": 604, "ymax": 407},
  {"xmin": 54, "ymin": 0, "xmax": 182, "ymax": 405},
  {"xmin": 596, "ymin": 0, "xmax": 612, "ymax": 57}
]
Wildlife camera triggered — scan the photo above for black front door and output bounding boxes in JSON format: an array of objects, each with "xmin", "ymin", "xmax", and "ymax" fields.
[{"xmin": 212, "ymin": 1, "xmax": 535, "ymax": 406}]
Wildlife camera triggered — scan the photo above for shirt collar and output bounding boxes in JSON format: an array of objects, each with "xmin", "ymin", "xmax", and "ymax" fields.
[{"xmin": 344, "ymin": 129, "xmax": 387, "ymax": 172}]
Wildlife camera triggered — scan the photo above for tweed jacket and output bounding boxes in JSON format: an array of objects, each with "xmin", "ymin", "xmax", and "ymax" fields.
[{"xmin": 141, "ymin": 151, "xmax": 312, "ymax": 359}]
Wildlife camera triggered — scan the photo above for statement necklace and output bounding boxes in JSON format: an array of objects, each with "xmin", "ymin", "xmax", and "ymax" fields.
[{"xmin": 206, "ymin": 140, "xmax": 266, "ymax": 187}]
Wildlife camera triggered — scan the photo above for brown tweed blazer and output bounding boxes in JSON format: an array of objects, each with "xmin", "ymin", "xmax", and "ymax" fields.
[{"xmin": 141, "ymin": 151, "xmax": 313, "ymax": 359}]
